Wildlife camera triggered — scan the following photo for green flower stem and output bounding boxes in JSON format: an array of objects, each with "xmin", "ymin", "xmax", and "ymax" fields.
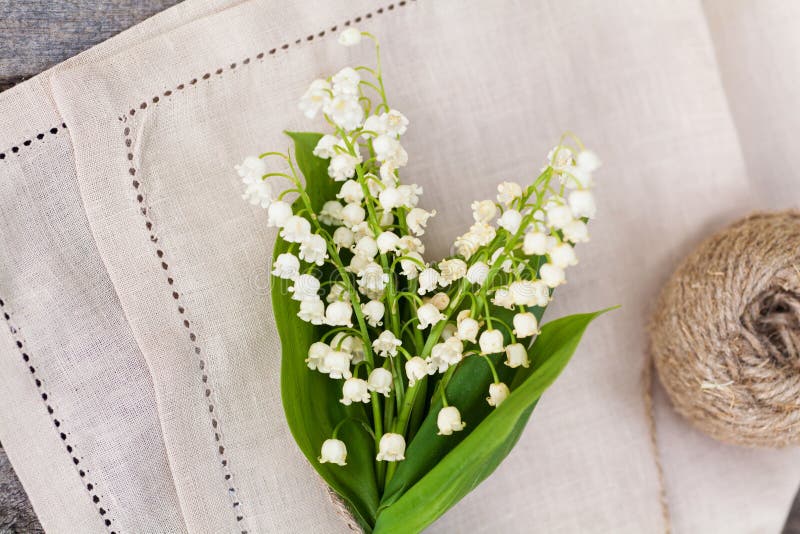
[{"xmin": 479, "ymin": 354, "xmax": 501, "ymax": 384}]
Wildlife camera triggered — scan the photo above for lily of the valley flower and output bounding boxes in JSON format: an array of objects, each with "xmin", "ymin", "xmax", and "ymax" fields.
[
  {"xmin": 513, "ymin": 312, "xmax": 539, "ymax": 338},
  {"xmin": 319, "ymin": 438, "xmax": 348, "ymax": 466},
  {"xmin": 487, "ymin": 382, "xmax": 510, "ymax": 407},
  {"xmin": 437, "ymin": 406, "xmax": 466, "ymax": 436},
  {"xmin": 367, "ymin": 368, "xmax": 393, "ymax": 396},
  {"xmin": 376, "ymin": 433, "xmax": 406, "ymax": 462},
  {"xmin": 504, "ymin": 343, "xmax": 530, "ymax": 369},
  {"xmin": 479, "ymin": 329, "xmax": 505, "ymax": 354},
  {"xmin": 340, "ymin": 378, "xmax": 371, "ymax": 405},
  {"xmin": 373, "ymin": 330, "xmax": 402, "ymax": 357},
  {"xmin": 405, "ymin": 357, "xmax": 428, "ymax": 386},
  {"xmin": 272, "ymin": 253, "xmax": 300, "ymax": 280}
]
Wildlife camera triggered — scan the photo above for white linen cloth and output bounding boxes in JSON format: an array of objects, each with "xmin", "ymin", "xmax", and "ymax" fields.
[{"xmin": 1, "ymin": 0, "xmax": 798, "ymax": 532}]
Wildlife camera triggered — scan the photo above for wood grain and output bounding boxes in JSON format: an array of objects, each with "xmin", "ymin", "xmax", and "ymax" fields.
[{"xmin": 0, "ymin": 0, "xmax": 180, "ymax": 92}]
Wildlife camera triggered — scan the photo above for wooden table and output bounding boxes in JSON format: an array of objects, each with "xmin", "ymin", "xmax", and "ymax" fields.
[{"xmin": 0, "ymin": 2, "xmax": 798, "ymax": 533}]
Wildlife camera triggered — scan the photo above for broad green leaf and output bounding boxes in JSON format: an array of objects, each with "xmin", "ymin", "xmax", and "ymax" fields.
[
  {"xmin": 380, "ymin": 304, "xmax": 547, "ymax": 509},
  {"xmin": 373, "ymin": 309, "xmax": 611, "ymax": 533},
  {"xmin": 275, "ymin": 132, "xmax": 379, "ymax": 530}
]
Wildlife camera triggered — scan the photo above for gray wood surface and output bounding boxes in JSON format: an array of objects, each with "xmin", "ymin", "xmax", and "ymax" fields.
[{"xmin": 0, "ymin": 1, "xmax": 799, "ymax": 533}]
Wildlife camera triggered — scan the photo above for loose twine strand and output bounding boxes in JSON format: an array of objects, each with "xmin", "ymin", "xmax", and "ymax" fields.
[{"xmin": 642, "ymin": 356, "xmax": 672, "ymax": 534}]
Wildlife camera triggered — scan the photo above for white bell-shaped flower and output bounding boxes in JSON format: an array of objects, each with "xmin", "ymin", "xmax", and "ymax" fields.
[
  {"xmin": 405, "ymin": 357, "xmax": 428, "ymax": 386},
  {"xmin": 417, "ymin": 303, "xmax": 445, "ymax": 330},
  {"xmin": 513, "ymin": 312, "xmax": 539, "ymax": 338},
  {"xmin": 358, "ymin": 262, "xmax": 389, "ymax": 293},
  {"xmin": 367, "ymin": 367, "xmax": 393, "ymax": 396},
  {"xmin": 362, "ymin": 300, "xmax": 385, "ymax": 327},
  {"xmin": 272, "ymin": 253, "xmax": 300, "ymax": 280},
  {"xmin": 457, "ymin": 314, "xmax": 480, "ymax": 344},
  {"xmin": 319, "ymin": 200, "xmax": 344, "ymax": 226},
  {"xmin": 323, "ymin": 350, "xmax": 352, "ymax": 379},
  {"xmin": 522, "ymin": 231, "xmax": 550, "ymax": 256},
  {"xmin": 509, "ymin": 280, "xmax": 542, "ymax": 307},
  {"xmin": 319, "ymin": 438, "xmax": 347, "ymax": 466},
  {"xmin": 479, "ymin": 329, "xmax": 505, "ymax": 354},
  {"xmin": 406, "ymin": 208, "xmax": 436, "ymax": 236},
  {"xmin": 487, "ymin": 382, "xmax": 510, "ymax": 407},
  {"xmin": 340, "ymin": 377, "xmax": 371, "ymax": 405},
  {"xmin": 497, "ymin": 181, "xmax": 523, "ymax": 205},
  {"xmin": 378, "ymin": 187, "xmax": 403, "ymax": 210},
  {"xmin": 577, "ymin": 150, "xmax": 601, "ymax": 173},
  {"xmin": 373, "ymin": 330, "xmax": 402, "ymax": 357},
  {"xmin": 471, "ymin": 199, "xmax": 497, "ymax": 223},
  {"xmin": 333, "ymin": 227, "xmax": 355, "ymax": 249},
  {"xmin": 429, "ymin": 292, "xmax": 450, "ymax": 311},
  {"xmin": 267, "ymin": 200, "xmax": 293, "ymax": 228},
  {"xmin": 325, "ymin": 301, "xmax": 353, "ymax": 327},
  {"xmin": 417, "ymin": 268, "xmax": 440, "ymax": 295},
  {"xmin": 562, "ymin": 220, "xmax": 590, "ymax": 243},
  {"xmin": 437, "ymin": 406, "xmax": 467, "ymax": 436},
  {"xmin": 376, "ymin": 433, "xmax": 406, "ymax": 462},
  {"xmin": 328, "ymin": 152, "xmax": 361, "ymax": 181},
  {"xmin": 306, "ymin": 342, "xmax": 330, "ymax": 371},
  {"xmin": 438, "ymin": 259, "xmax": 467, "ymax": 287},
  {"xmin": 298, "ymin": 79, "xmax": 331, "ymax": 119},
  {"xmin": 466, "ymin": 261, "xmax": 489, "ymax": 285},
  {"xmin": 312, "ymin": 134, "xmax": 340, "ymax": 159},
  {"xmin": 337, "ymin": 180, "xmax": 364, "ymax": 203},
  {"xmin": 289, "ymin": 274, "xmax": 320, "ymax": 302},
  {"xmin": 235, "ymin": 155, "xmax": 267, "ymax": 182},
  {"xmin": 549, "ymin": 243, "xmax": 578, "ymax": 269},
  {"xmin": 498, "ymin": 209, "xmax": 523, "ymax": 234},
  {"xmin": 341, "ymin": 203, "xmax": 366, "ymax": 227},
  {"xmin": 298, "ymin": 299, "xmax": 325, "ymax": 325},
  {"xmin": 546, "ymin": 203, "xmax": 573, "ymax": 230},
  {"xmin": 353, "ymin": 236, "xmax": 379, "ymax": 259},
  {"xmin": 376, "ymin": 231, "xmax": 400, "ymax": 254},
  {"xmin": 540, "ymin": 263, "xmax": 566, "ymax": 288},
  {"xmin": 399, "ymin": 252, "xmax": 424, "ymax": 280},
  {"xmin": 505, "ymin": 343, "xmax": 530, "ymax": 369},
  {"xmin": 299, "ymin": 234, "xmax": 328, "ymax": 266},
  {"xmin": 338, "ymin": 27, "xmax": 362, "ymax": 46},
  {"xmin": 280, "ymin": 215, "xmax": 312, "ymax": 243},
  {"xmin": 491, "ymin": 288, "xmax": 515, "ymax": 310},
  {"xmin": 568, "ymin": 190, "xmax": 597, "ymax": 219}
]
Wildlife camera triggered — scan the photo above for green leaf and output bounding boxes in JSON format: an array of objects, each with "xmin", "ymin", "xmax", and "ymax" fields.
[
  {"xmin": 275, "ymin": 132, "xmax": 379, "ymax": 530},
  {"xmin": 373, "ymin": 309, "xmax": 612, "ymax": 534}
]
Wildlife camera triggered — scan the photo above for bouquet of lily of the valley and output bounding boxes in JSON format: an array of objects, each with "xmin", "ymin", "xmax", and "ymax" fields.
[{"xmin": 238, "ymin": 28, "xmax": 609, "ymax": 533}]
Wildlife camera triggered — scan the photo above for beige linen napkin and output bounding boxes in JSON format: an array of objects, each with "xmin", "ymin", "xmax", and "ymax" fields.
[
  {"xmin": 0, "ymin": 2, "xmax": 246, "ymax": 533},
  {"xmin": 2, "ymin": 0, "xmax": 799, "ymax": 532}
]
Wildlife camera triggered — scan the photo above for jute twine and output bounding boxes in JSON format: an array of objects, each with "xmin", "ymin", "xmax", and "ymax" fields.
[{"xmin": 650, "ymin": 211, "xmax": 800, "ymax": 448}]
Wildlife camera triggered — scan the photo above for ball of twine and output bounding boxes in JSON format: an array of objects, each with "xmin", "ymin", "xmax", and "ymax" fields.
[{"xmin": 650, "ymin": 211, "xmax": 800, "ymax": 448}]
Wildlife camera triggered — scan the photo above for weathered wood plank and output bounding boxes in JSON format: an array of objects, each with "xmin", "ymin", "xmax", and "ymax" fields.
[{"xmin": 0, "ymin": 0, "xmax": 180, "ymax": 92}]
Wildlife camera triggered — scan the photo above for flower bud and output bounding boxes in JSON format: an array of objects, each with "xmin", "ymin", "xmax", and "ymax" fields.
[
  {"xmin": 338, "ymin": 27, "xmax": 362, "ymax": 46},
  {"xmin": 367, "ymin": 368, "xmax": 393, "ymax": 396},
  {"xmin": 429, "ymin": 292, "xmax": 450, "ymax": 311},
  {"xmin": 337, "ymin": 180, "xmax": 364, "ymax": 203},
  {"xmin": 505, "ymin": 343, "xmax": 529, "ymax": 369},
  {"xmin": 437, "ymin": 406, "xmax": 466, "ymax": 436},
  {"xmin": 376, "ymin": 433, "xmax": 406, "ymax": 462},
  {"xmin": 340, "ymin": 377, "xmax": 371, "ymax": 405},
  {"xmin": 479, "ymin": 329, "xmax": 505, "ymax": 354},
  {"xmin": 319, "ymin": 438, "xmax": 347, "ymax": 466},
  {"xmin": 487, "ymin": 382, "xmax": 510, "ymax": 407}
]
